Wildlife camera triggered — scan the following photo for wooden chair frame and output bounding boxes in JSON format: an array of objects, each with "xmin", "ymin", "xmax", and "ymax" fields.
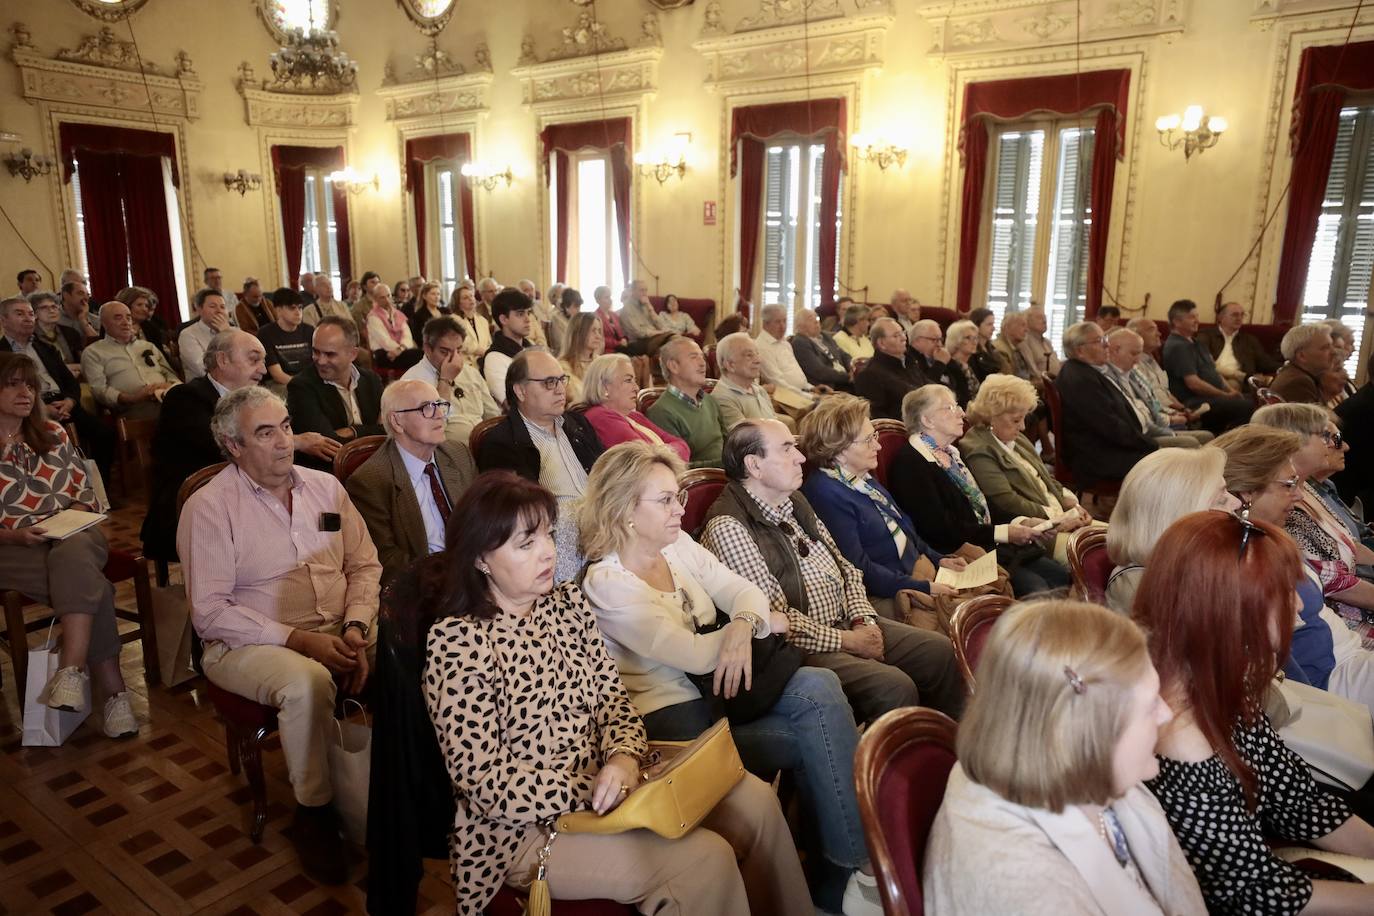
[
  {"xmin": 333, "ymin": 434, "xmax": 386, "ymax": 483},
  {"xmin": 1066, "ymin": 526, "xmax": 1110, "ymax": 603},
  {"xmin": 949, "ymin": 594, "xmax": 1015, "ymax": 694}
]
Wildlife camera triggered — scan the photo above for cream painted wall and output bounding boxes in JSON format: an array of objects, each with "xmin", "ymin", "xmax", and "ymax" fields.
[{"xmin": 0, "ymin": 0, "xmax": 1368, "ymax": 324}]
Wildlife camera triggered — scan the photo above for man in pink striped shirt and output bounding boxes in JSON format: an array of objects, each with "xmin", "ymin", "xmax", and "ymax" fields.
[{"xmin": 178, "ymin": 386, "xmax": 381, "ymax": 885}]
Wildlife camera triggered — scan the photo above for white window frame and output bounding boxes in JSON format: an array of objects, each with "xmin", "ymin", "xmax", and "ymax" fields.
[
  {"xmin": 426, "ymin": 161, "xmax": 469, "ymax": 301},
  {"xmin": 554, "ymin": 149, "xmax": 624, "ymax": 294},
  {"xmin": 298, "ymin": 169, "xmax": 342, "ymax": 294},
  {"xmin": 760, "ymin": 139, "xmax": 841, "ymax": 332}
]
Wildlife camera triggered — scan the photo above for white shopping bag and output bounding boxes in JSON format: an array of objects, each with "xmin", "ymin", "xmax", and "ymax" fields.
[
  {"xmin": 22, "ymin": 625, "xmax": 91, "ymax": 747},
  {"xmin": 328, "ymin": 699, "xmax": 371, "ymax": 844}
]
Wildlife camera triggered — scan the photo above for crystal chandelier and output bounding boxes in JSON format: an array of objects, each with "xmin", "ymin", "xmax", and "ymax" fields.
[{"xmin": 269, "ymin": 10, "xmax": 357, "ymax": 93}]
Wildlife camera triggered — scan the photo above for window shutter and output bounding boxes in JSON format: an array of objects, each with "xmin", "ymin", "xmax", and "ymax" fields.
[
  {"xmin": 762, "ymin": 145, "xmax": 797, "ymax": 307},
  {"xmin": 1045, "ymin": 127, "xmax": 1094, "ymax": 344},
  {"xmin": 986, "ymin": 130, "xmax": 1044, "ymax": 321}
]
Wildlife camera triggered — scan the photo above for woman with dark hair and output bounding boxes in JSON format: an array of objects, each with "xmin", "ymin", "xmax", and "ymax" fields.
[
  {"xmin": 407, "ymin": 281, "xmax": 447, "ymax": 345},
  {"xmin": 549, "ymin": 285, "xmax": 581, "ymax": 355},
  {"xmin": 0, "ymin": 353, "xmax": 135, "ymax": 737},
  {"xmin": 115, "ymin": 285, "xmax": 167, "ymax": 354},
  {"xmin": 449, "ymin": 283, "xmax": 491, "ymax": 361},
  {"xmin": 1139, "ymin": 511, "xmax": 1374, "ymax": 913},
  {"xmin": 659, "ymin": 294, "xmax": 701, "ymax": 339},
  {"xmin": 417, "ymin": 470, "xmax": 809, "ymax": 915},
  {"xmin": 558, "ymin": 310, "xmax": 603, "ymax": 404},
  {"xmin": 968, "ymin": 307, "xmax": 1010, "ymax": 379}
]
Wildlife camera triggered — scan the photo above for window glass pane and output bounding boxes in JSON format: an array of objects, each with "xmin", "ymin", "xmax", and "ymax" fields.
[
  {"xmin": 323, "ymin": 175, "xmax": 341, "ymax": 293},
  {"xmin": 71, "ymin": 163, "xmax": 91, "ymax": 282},
  {"xmin": 1045, "ymin": 126, "xmax": 1094, "ymax": 350},
  {"xmin": 578, "ymin": 157, "xmax": 609, "ymax": 292},
  {"xmin": 762, "ymin": 145, "xmax": 801, "ymax": 311},
  {"xmin": 437, "ymin": 168, "xmax": 459, "ymax": 298},
  {"xmin": 301, "ymin": 174, "xmax": 320, "ymax": 275},
  {"xmin": 985, "ymin": 130, "xmax": 1044, "ymax": 325}
]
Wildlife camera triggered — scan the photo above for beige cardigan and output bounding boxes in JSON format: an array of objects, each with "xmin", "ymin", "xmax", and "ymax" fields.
[{"xmin": 924, "ymin": 764, "xmax": 1206, "ymax": 916}]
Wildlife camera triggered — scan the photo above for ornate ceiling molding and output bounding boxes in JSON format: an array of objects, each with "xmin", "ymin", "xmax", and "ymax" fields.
[
  {"xmin": 510, "ymin": 46, "xmax": 663, "ymax": 112},
  {"xmin": 67, "ymin": 0, "xmax": 153, "ymax": 22},
  {"xmin": 10, "ymin": 23, "xmax": 201, "ymax": 120},
  {"xmin": 376, "ymin": 70, "xmax": 493, "ymax": 123},
  {"xmin": 1252, "ymin": 1, "xmax": 1373, "ymax": 28},
  {"xmin": 235, "ymin": 62, "xmax": 357, "ymax": 128},
  {"xmin": 913, "ymin": 0, "xmax": 1185, "ymax": 57},
  {"xmin": 692, "ymin": 7, "xmax": 893, "ymax": 90}
]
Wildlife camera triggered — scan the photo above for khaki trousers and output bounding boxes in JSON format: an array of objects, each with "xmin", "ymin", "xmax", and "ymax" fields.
[
  {"xmin": 507, "ymin": 774, "xmax": 810, "ymax": 915},
  {"xmin": 0, "ymin": 528, "xmax": 120, "ymax": 664}
]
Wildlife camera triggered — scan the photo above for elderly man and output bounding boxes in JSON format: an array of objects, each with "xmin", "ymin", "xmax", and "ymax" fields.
[
  {"xmin": 234, "ymin": 278, "xmax": 275, "ymax": 334},
  {"xmin": 701, "ymin": 419, "xmax": 964, "ymax": 723},
  {"xmin": 1018, "ymin": 306, "xmax": 1061, "ymax": 382},
  {"xmin": 179, "ymin": 288, "xmax": 233, "ymax": 381},
  {"xmin": 1272, "ymin": 323, "xmax": 1337, "ymax": 404},
  {"xmin": 346, "ymin": 380, "xmax": 478, "ymax": 585},
  {"xmin": 646, "ymin": 335, "xmax": 728, "ymax": 468},
  {"xmin": 891, "ymin": 289, "xmax": 921, "ymax": 335},
  {"xmin": 0, "ymin": 296, "xmax": 113, "ymax": 477},
  {"xmin": 476, "ymin": 276, "xmax": 501, "ymax": 314},
  {"xmin": 482, "ymin": 288, "xmax": 534, "ymax": 406},
  {"xmin": 304, "ymin": 274, "xmax": 352, "ymax": 327},
  {"xmin": 1198, "ymin": 301, "xmax": 1279, "ymax": 389},
  {"xmin": 29, "ymin": 290, "xmax": 83, "ymax": 370},
  {"xmin": 618, "ymin": 278, "xmax": 673, "ymax": 351},
  {"xmin": 594, "ymin": 284, "xmax": 630, "ymax": 353},
  {"xmin": 297, "ymin": 271, "xmax": 318, "ymax": 307},
  {"xmin": 855, "ymin": 317, "xmax": 925, "ymax": 420},
  {"xmin": 59, "ymin": 279, "xmax": 99, "ymax": 343},
  {"xmin": 791, "ymin": 308, "xmax": 852, "ymax": 391},
  {"xmin": 515, "ymin": 278, "xmax": 549, "ymax": 346},
  {"xmin": 203, "ymin": 266, "xmax": 240, "ymax": 315},
  {"xmin": 401, "ymin": 314, "xmax": 498, "ymax": 445},
  {"xmin": 1161, "ymin": 299, "xmax": 1254, "ymax": 431},
  {"xmin": 1055, "ymin": 322, "xmax": 1158, "ymax": 489},
  {"xmin": 1104, "ymin": 328, "xmax": 1210, "ymax": 449},
  {"xmin": 756, "ymin": 304, "xmax": 828, "ymax": 397},
  {"xmin": 714, "ymin": 331, "xmax": 792, "ymax": 431},
  {"xmin": 1126, "ymin": 317, "xmax": 1181, "ymax": 412},
  {"xmin": 907, "ymin": 318, "xmax": 954, "ymax": 387},
  {"xmin": 179, "ymin": 386, "xmax": 381, "ymax": 886},
  {"xmin": 81, "ymin": 301, "xmax": 179, "ymax": 418},
  {"xmin": 991, "ymin": 312, "xmax": 1034, "ymax": 379},
  {"xmin": 286, "ymin": 317, "xmax": 384, "ymax": 469}
]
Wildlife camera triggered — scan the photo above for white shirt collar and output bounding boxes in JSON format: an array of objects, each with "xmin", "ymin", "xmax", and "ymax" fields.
[
  {"xmin": 207, "ymin": 374, "xmax": 230, "ymax": 398},
  {"xmin": 397, "ymin": 441, "xmax": 436, "ymax": 483},
  {"xmin": 323, "ymin": 364, "xmax": 361, "ymax": 392}
]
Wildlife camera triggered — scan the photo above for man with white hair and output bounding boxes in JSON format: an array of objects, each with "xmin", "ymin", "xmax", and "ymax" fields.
[
  {"xmin": 891, "ymin": 289, "xmax": 921, "ymax": 335},
  {"xmin": 714, "ymin": 331, "xmax": 791, "ymax": 431},
  {"xmin": 1018, "ymin": 306, "xmax": 1060, "ymax": 382},
  {"xmin": 477, "ymin": 276, "xmax": 502, "ymax": 315},
  {"xmin": 791, "ymin": 308, "xmax": 853, "ymax": 391},
  {"xmin": 646, "ymin": 335, "xmax": 728, "ymax": 467},
  {"xmin": 617, "ymin": 278, "xmax": 674, "ymax": 355},
  {"xmin": 81, "ymin": 301, "xmax": 180, "ymax": 418},
  {"xmin": 304, "ymin": 274, "xmax": 353, "ymax": 326},
  {"xmin": 345, "ymin": 379, "xmax": 477, "ymax": 585},
  {"xmin": 1272, "ymin": 323, "xmax": 1337, "ymax": 404},
  {"xmin": 1105, "ymin": 328, "xmax": 1211, "ymax": 449},
  {"xmin": 756, "ymin": 303, "xmax": 828, "ymax": 396},
  {"xmin": 907, "ymin": 319, "xmax": 953, "ymax": 387},
  {"xmin": 517, "ymin": 278, "xmax": 549, "ymax": 346},
  {"xmin": 856, "ymin": 317, "xmax": 925, "ymax": 420}
]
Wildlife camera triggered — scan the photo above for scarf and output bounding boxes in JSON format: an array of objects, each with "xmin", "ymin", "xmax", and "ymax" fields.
[
  {"xmin": 377, "ymin": 305, "xmax": 408, "ymax": 345},
  {"xmin": 921, "ymin": 432, "xmax": 991, "ymax": 525},
  {"xmin": 822, "ymin": 465, "xmax": 911, "ymax": 562}
]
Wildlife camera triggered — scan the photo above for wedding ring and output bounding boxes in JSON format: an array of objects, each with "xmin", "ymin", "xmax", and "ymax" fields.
[{"xmin": 618, "ymin": 784, "xmax": 630, "ymax": 795}]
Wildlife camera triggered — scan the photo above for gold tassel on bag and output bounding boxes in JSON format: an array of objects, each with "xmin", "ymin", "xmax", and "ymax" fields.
[{"xmin": 525, "ymin": 825, "xmax": 557, "ymax": 916}]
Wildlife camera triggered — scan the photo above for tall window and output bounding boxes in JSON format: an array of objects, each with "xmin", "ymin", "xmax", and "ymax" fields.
[
  {"xmin": 556, "ymin": 152, "xmax": 623, "ymax": 294},
  {"xmin": 761, "ymin": 141, "xmax": 840, "ymax": 326},
  {"xmin": 1302, "ymin": 105, "xmax": 1374, "ymax": 374},
  {"xmin": 984, "ymin": 120, "xmax": 1095, "ymax": 351},
  {"xmin": 300, "ymin": 170, "xmax": 342, "ymax": 293},
  {"xmin": 430, "ymin": 164, "xmax": 468, "ymax": 299}
]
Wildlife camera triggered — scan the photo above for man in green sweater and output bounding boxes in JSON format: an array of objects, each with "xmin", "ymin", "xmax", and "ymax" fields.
[{"xmin": 647, "ymin": 335, "xmax": 726, "ymax": 468}]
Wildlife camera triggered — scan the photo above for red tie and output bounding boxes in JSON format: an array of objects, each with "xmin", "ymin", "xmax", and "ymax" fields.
[{"xmin": 424, "ymin": 463, "xmax": 451, "ymax": 524}]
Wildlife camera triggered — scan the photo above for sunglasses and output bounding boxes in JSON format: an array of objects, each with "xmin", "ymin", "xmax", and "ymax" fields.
[{"xmin": 776, "ymin": 520, "xmax": 811, "ymax": 558}]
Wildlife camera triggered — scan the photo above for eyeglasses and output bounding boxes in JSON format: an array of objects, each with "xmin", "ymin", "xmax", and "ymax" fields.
[
  {"xmin": 1233, "ymin": 506, "xmax": 1266, "ymax": 558},
  {"xmin": 1323, "ymin": 430, "xmax": 1345, "ymax": 449},
  {"xmin": 525, "ymin": 374, "xmax": 570, "ymax": 391},
  {"xmin": 776, "ymin": 520, "xmax": 811, "ymax": 558},
  {"xmin": 639, "ymin": 489, "xmax": 689, "ymax": 509},
  {"xmin": 937, "ymin": 403, "xmax": 962, "ymax": 416},
  {"xmin": 392, "ymin": 399, "xmax": 452, "ymax": 420},
  {"xmin": 854, "ymin": 431, "xmax": 879, "ymax": 447},
  {"xmin": 1272, "ymin": 475, "xmax": 1301, "ymax": 492}
]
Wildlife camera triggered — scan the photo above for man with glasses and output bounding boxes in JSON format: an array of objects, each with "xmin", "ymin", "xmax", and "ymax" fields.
[
  {"xmin": 1055, "ymin": 321, "xmax": 1158, "ymax": 491},
  {"xmin": 346, "ymin": 380, "xmax": 477, "ymax": 585},
  {"xmin": 482, "ymin": 288, "xmax": 535, "ymax": 407},
  {"xmin": 1162, "ymin": 299, "xmax": 1254, "ymax": 432},
  {"xmin": 286, "ymin": 317, "xmax": 385, "ymax": 470},
  {"xmin": 402, "ymin": 315, "xmax": 499, "ymax": 445},
  {"xmin": 855, "ymin": 317, "xmax": 925, "ymax": 419},
  {"xmin": 906, "ymin": 318, "xmax": 954, "ymax": 387}
]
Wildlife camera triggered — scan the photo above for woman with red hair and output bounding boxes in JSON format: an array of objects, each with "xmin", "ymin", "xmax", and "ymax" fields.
[{"xmin": 1138, "ymin": 511, "xmax": 1374, "ymax": 913}]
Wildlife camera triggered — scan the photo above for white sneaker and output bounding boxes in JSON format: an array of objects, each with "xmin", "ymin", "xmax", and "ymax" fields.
[
  {"xmin": 102, "ymin": 692, "xmax": 138, "ymax": 738},
  {"xmin": 841, "ymin": 870, "xmax": 883, "ymax": 916},
  {"xmin": 37, "ymin": 666, "xmax": 88, "ymax": 712}
]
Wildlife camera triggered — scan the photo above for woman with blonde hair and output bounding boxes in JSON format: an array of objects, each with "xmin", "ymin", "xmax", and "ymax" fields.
[
  {"xmin": 925, "ymin": 599, "xmax": 1204, "ymax": 915},
  {"xmin": 1105, "ymin": 447, "xmax": 1238, "ymax": 613},
  {"xmin": 580, "ymin": 354, "xmax": 690, "ymax": 461},
  {"xmin": 579, "ymin": 442, "xmax": 881, "ymax": 914},
  {"xmin": 944, "ymin": 319, "xmax": 983, "ymax": 406},
  {"xmin": 558, "ymin": 310, "xmax": 603, "ymax": 404}
]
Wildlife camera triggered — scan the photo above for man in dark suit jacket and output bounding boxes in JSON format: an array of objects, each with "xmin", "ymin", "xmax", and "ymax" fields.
[
  {"xmin": 1196, "ymin": 301, "xmax": 1280, "ymax": 388},
  {"xmin": 346, "ymin": 379, "xmax": 478, "ymax": 585},
  {"xmin": 790, "ymin": 309, "xmax": 852, "ymax": 391},
  {"xmin": 907, "ymin": 318, "xmax": 955, "ymax": 387},
  {"xmin": 1055, "ymin": 321, "xmax": 1158, "ymax": 489},
  {"xmin": 854, "ymin": 318, "xmax": 926, "ymax": 419},
  {"xmin": 475, "ymin": 350, "xmax": 602, "ymax": 485},
  {"xmin": 1336, "ymin": 381, "xmax": 1374, "ymax": 510},
  {"xmin": 286, "ymin": 317, "xmax": 385, "ymax": 470}
]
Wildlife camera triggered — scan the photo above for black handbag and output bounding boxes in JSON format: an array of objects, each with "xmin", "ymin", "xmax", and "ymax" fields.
[{"xmin": 687, "ymin": 610, "xmax": 804, "ymax": 725}]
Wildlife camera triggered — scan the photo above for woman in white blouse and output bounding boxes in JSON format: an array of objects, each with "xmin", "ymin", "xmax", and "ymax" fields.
[
  {"xmin": 579, "ymin": 442, "xmax": 884, "ymax": 915},
  {"xmin": 448, "ymin": 284, "xmax": 491, "ymax": 361}
]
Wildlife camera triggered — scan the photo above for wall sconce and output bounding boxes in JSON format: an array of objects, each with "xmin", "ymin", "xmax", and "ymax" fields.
[
  {"xmin": 850, "ymin": 133, "xmax": 908, "ymax": 171},
  {"xmin": 3, "ymin": 148, "xmax": 56, "ymax": 182},
  {"xmin": 634, "ymin": 132, "xmax": 690, "ymax": 185},
  {"xmin": 1155, "ymin": 106, "xmax": 1227, "ymax": 161},
  {"xmin": 461, "ymin": 162, "xmax": 514, "ymax": 191},
  {"xmin": 328, "ymin": 167, "xmax": 379, "ymax": 194},
  {"xmin": 222, "ymin": 169, "xmax": 263, "ymax": 195}
]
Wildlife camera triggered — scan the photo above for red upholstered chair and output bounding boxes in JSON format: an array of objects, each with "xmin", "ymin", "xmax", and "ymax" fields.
[
  {"xmin": 949, "ymin": 594, "xmax": 1014, "ymax": 694},
  {"xmin": 469, "ymin": 415, "xmax": 505, "ymax": 457},
  {"xmin": 703, "ymin": 345, "xmax": 718, "ymax": 378},
  {"xmin": 872, "ymin": 418, "xmax": 907, "ymax": 490},
  {"xmin": 333, "ymin": 434, "xmax": 386, "ymax": 483},
  {"xmin": 649, "ymin": 295, "xmax": 716, "ymax": 340},
  {"xmin": 1067, "ymin": 527, "xmax": 1112, "ymax": 604},
  {"xmin": 919, "ymin": 306, "xmax": 961, "ymax": 335},
  {"xmin": 1041, "ymin": 381, "xmax": 1121, "ymax": 501},
  {"xmin": 680, "ymin": 468, "xmax": 726, "ymax": 538},
  {"xmin": 637, "ymin": 387, "xmax": 665, "ymax": 414},
  {"xmin": 1256, "ymin": 387, "xmax": 1284, "ymax": 405},
  {"xmin": 854, "ymin": 707, "xmax": 959, "ymax": 916}
]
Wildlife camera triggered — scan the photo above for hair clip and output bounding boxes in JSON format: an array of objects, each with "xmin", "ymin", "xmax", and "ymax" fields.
[{"xmin": 1063, "ymin": 666, "xmax": 1085, "ymax": 695}]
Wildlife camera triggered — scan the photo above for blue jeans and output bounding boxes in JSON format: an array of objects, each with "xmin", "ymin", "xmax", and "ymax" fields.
[
  {"xmin": 641, "ymin": 666, "xmax": 867, "ymax": 871},
  {"xmin": 1009, "ymin": 554, "xmax": 1072, "ymax": 596}
]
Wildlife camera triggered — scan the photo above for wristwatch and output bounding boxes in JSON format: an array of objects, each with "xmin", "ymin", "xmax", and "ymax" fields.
[
  {"xmin": 735, "ymin": 611, "xmax": 766, "ymax": 636},
  {"xmin": 342, "ymin": 620, "xmax": 370, "ymax": 640}
]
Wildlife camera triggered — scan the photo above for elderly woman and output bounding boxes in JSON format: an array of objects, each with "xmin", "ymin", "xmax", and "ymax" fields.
[
  {"xmin": 580, "ymin": 444, "xmax": 878, "ymax": 914},
  {"xmin": 659, "ymin": 294, "xmax": 701, "ymax": 339},
  {"xmin": 420, "ymin": 470, "xmax": 809, "ymax": 915},
  {"xmin": 115, "ymin": 285, "xmax": 167, "ymax": 355},
  {"xmin": 543, "ymin": 283, "xmax": 567, "ymax": 352},
  {"xmin": 0, "ymin": 353, "xmax": 135, "ymax": 738},
  {"xmin": 1139, "ymin": 512, "xmax": 1374, "ymax": 914},
  {"xmin": 888, "ymin": 384, "xmax": 1071, "ymax": 596},
  {"xmin": 925, "ymin": 599, "xmax": 1205, "ymax": 915},
  {"xmin": 449, "ymin": 283, "xmax": 492, "ymax": 361},
  {"xmin": 832, "ymin": 304, "xmax": 874, "ymax": 362},
  {"xmin": 580, "ymin": 354, "xmax": 690, "ymax": 462},
  {"xmin": 798, "ymin": 394, "xmax": 960, "ymax": 603},
  {"xmin": 961, "ymin": 375, "xmax": 1090, "ymax": 542},
  {"xmin": 557, "ymin": 310, "xmax": 603, "ymax": 405},
  {"xmin": 968, "ymin": 307, "xmax": 1010, "ymax": 379},
  {"xmin": 1322, "ymin": 319, "xmax": 1358, "ymax": 406},
  {"xmin": 943, "ymin": 319, "xmax": 983, "ymax": 407}
]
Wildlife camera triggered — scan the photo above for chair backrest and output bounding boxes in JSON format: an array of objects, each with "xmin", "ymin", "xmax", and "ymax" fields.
[
  {"xmin": 872, "ymin": 418, "xmax": 908, "ymax": 489},
  {"xmin": 116, "ymin": 415, "xmax": 159, "ymax": 494},
  {"xmin": 1256, "ymin": 387, "xmax": 1283, "ymax": 405},
  {"xmin": 680, "ymin": 467, "xmax": 726, "ymax": 538},
  {"xmin": 637, "ymin": 386, "xmax": 665, "ymax": 414},
  {"xmin": 1066, "ymin": 526, "xmax": 1112, "ymax": 604},
  {"xmin": 468, "ymin": 415, "xmax": 505, "ymax": 457},
  {"xmin": 334, "ymin": 434, "xmax": 386, "ymax": 483},
  {"xmin": 854, "ymin": 707, "xmax": 959, "ymax": 916},
  {"xmin": 177, "ymin": 461, "xmax": 228, "ymax": 516},
  {"xmin": 949, "ymin": 593, "xmax": 1014, "ymax": 693},
  {"xmin": 1040, "ymin": 381, "xmax": 1074, "ymax": 486},
  {"xmin": 703, "ymin": 345, "xmax": 718, "ymax": 378}
]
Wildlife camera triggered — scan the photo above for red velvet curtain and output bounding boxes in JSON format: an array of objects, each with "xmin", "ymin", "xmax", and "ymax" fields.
[
  {"xmin": 272, "ymin": 145, "xmax": 345, "ymax": 289},
  {"xmin": 71, "ymin": 150, "xmax": 129, "ymax": 305},
  {"xmin": 120, "ymin": 155, "xmax": 181, "ymax": 327},
  {"xmin": 730, "ymin": 99, "xmax": 847, "ymax": 310},
  {"xmin": 955, "ymin": 69, "xmax": 1130, "ymax": 315},
  {"xmin": 60, "ymin": 122, "xmax": 179, "ymax": 186},
  {"xmin": 404, "ymin": 134, "xmax": 476, "ymax": 280},
  {"xmin": 1274, "ymin": 41, "xmax": 1374, "ymax": 322},
  {"xmin": 541, "ymin": 118, "xmax": 632, "ymax": 285},
  {"xmin": 331, "ymin": 183, "xmax": 353, "ymax": 284}
]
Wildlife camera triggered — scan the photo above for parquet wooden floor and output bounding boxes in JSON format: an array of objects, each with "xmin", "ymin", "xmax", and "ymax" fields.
[{"xmin": 0, "ymin": 500, "xmax": 456, "ymax": 915}]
